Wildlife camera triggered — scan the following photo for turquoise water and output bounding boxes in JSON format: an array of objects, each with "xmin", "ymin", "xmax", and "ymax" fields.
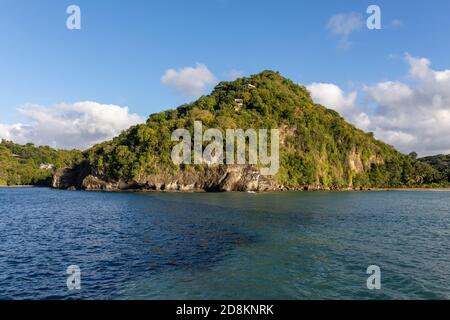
[{"xmin": 0, "ymin": 188, "xmax": 449, "ymax": 299}]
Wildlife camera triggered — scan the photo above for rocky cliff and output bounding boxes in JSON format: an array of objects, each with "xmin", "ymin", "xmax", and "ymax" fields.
[{"xmin": 53, "ymin": 164, "xmax": 275, "ymax": 192}]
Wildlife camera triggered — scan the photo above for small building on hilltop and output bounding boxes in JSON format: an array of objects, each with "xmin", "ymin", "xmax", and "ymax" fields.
[{"xmin": 39, "ymin": 163, "xmax": 54, "ymax": 170}]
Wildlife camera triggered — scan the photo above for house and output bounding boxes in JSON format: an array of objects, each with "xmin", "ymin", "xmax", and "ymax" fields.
[{"xmin": 39, "ymin": 163, "xmax": 54, "ymax": 170}]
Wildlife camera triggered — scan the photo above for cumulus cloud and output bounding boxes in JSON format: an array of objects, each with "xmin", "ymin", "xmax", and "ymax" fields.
[
  {"xmin": 161, "ymin": 63, "xmax": 217, "ymax": 97},
  {"xmin": 308, "ymin": 54, "xmax": 450, "ymax": 156},
  {"xmin": 364, "ymin": 81, "xmax": 413, "ymax": 106},
  {"xmin": 327, "ymin": 12, "xmax": 364, "ymax": 48},
  {"xmin": 364, "ymin": 54, "xmax": 450, "ymax": 156},
  {"xmin": 0, "ymin": 102, "xmax": 144, "ymax": 150},
  {"xmin": 307, "ymin": 83, "xmax": 357, "ymax": 112}
]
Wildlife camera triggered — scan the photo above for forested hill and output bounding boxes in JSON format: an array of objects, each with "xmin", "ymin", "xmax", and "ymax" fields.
[
  {"xmin": 0, "ymin": 140, "xmax": 82, "ymax": 186},
  {"xmin": 419, "ymin": 154, "xmax": 450, "ymax": 182},
  {"xmin": 53, "ymin": 71, "xmax": 445, "ymax": 191}
]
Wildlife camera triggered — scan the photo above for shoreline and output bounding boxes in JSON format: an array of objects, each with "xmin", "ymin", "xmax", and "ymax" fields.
[
  {"xmin": 0, "ymin": 185, "xmax": 41, "ymax": 188},
  {"xmin": 71, "ymin": 186, "xmax": 450, "ymax": 193},
  {"xmin": 2, "ymin": 185, "xmax": 450, "ymax": 192},
  {"xmin": 368, "ymin": 187, "xmax": 450, "ymax": 191}
]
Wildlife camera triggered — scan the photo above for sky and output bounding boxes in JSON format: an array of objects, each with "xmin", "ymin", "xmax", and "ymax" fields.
[{"xmin": 0, "ymin": 0, "xmax": 450, "ymax": 155}]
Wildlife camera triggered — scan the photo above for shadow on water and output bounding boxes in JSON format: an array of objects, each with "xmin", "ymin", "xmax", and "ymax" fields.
[{"xmin": 122, "ymin": 195, "xmax": 260, "ymax": 272}]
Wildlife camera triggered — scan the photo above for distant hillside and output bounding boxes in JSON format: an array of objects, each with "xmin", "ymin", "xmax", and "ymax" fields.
[
  {"xmin": 419, "ymin": 154, "xmax": 450, "ymax": 182},
  {"xmin": 0, "ymin": 140, "xmax": 82, "ymax": 186},
  {"xmin": 51, "ymin": 71, "xmax": 445, "ymax": 192}
]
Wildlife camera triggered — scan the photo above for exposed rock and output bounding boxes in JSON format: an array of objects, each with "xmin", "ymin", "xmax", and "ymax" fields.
[
  {"xmin": 82, "ymin": 175, "xmax": 115, "ymax": 191},
  {"xmin": 52, "ymin": 162, "xmax": 89, "ymax": 190},
  {"xmin": 52, "ymin": 168, "xmax": 82, "ymax": 189},
  {"xmin": 348, "ymin": 148, "xmax": 364, "ymax": 173},
  {"xmin": 53, "ymin": 164, "xmax": 278, "ymax": 192}
]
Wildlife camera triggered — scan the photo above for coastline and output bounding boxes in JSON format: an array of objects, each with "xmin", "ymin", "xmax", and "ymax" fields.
[
  {"xmin": 0, "ymin": 185, "xmax": 39, "ymax": 188},
  {"xmin": 5, "ymin": 186, "xmax": 450, "ymax": 192},
  {"xmin": 75, "ymin": 186, "xmax": 450, "ymax": 193},
  {"xmin": 2, "ymin": 184, "xmax": 449, "ymax": 192},
  {"xmin": 367, "ymin": 187, "xmax": 450, "ymax": 192}
]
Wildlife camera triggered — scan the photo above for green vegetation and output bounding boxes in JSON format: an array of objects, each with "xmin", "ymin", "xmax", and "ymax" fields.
[
  {"xmin": 82, "ymin": 71, "xmax": 445, "ymax": 189},
  {"xmin": 1, "ymin": 71, "xmax": 445, "ymax": 189},
  {"xmin": 0, "ymin": 140, "xmax": 82, "ymax": 186},
  {"xmin": 419, "ymin": 154, "xmax": 450, "ymax": 183}
]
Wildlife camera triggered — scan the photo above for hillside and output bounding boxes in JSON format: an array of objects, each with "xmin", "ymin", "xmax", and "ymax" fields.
[
  {"xmin": 0, "ymin": 140, "xmax": 82, "ymax": 186},
  {"xmin": 52, "ymin": 71, "xmax": 445, "ymax": 191},
  {"xmin": 419, "ymin": 154, "xmax": 450, "ymax": 182}
]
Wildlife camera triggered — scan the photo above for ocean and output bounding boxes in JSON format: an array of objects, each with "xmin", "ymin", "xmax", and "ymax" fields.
[{"xmin": 0, "ymin": 188, "xmax": 449, "ymax": 299}]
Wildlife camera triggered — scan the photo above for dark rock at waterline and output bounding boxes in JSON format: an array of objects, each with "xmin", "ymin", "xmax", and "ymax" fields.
[
  {"xmin": 52, "ymin": 164, "xmax": 278, "ymax": 192},
  {"xmin": 51, "ymin": 162, "xmax": 90, "ymax": 190}
]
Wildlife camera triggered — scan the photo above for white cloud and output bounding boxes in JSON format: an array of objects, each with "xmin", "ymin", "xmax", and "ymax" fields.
[
  {"xmin": 308, "ymin": 54, "xmax": 450, "ymax": 156},
  {"xmin": 405, "ymin": 54, "xmax": 450, "ymax": 85},
  {"xmin": 364, "ymin": 54, "xmax": 450, "ymax": 155},
  {"xmin": 364, "ymin": 81, "xmax": 413, "ymax": 106},
  {"xmin": 307, "ymin": 83, "xmax": 357, "ymax": 112},
  {"xmin": 373, "ymin": 130, "xmax": 417, "ymax": 149},
  {"xmin": 161, "ymin": 63, "xmax": 217, "ymax": 97},
  {"xmin": 0, "ymin": 123, "xmax": 28, "ymax": 143},
  {"xmin": 327, "ymin": 13, "xmax": 364, "ymax": 36},
  {"xmin": 327, "ymin": 12, "xmax": 364, "ymax": 48},
  {"xmin": 0, "ymin": 102, "xmax": 144, "ymax": 150}
]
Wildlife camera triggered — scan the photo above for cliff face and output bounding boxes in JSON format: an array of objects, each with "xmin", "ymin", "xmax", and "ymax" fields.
[
  {"xmin": 52, "ymin": 168, "xmax": 83, "ymax": 190},
  {"xmin": 53, "ymin": 165, "xmax": 275, "ymax": 192},
  {"xmin": 51, "ymin": 149, "xmax": 388, "ymax": 192},
  {"xmin": 52, "ymin": 162, "xmax": 90, "ymax": 190},
  {"xmin": 52, "ymin": 71, "xmax": 444, "ymax": 191}
]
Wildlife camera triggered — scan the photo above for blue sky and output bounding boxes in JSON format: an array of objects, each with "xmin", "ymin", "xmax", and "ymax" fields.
[{"xmin": 1, "ymin": 0, "xmax": 450, "ymax": 154}]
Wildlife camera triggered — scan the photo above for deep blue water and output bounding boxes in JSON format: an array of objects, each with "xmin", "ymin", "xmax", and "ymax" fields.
[{"xmin": 0, "ymin": 188, "xmax": 450, "ymax": 299}]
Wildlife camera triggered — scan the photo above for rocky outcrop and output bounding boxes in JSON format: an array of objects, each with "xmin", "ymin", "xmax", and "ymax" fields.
[
  {"xmin": 347, "ymin": 148, "xmax": 364, "ymax": 173},
  {"xmin": 53, "ymin": 164, "xmax": 278, "ymax": 192},
  {"xmin": 52, "ymin": 168, "xmax": 80, "ymax": 190},
  {"xmin": 51, "ymin": 162, "xmax": 90, "ymax": 190}
]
